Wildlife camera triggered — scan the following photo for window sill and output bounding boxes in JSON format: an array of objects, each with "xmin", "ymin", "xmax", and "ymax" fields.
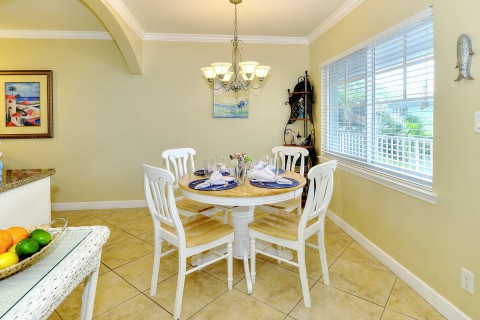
[{"xmin": 319, "ymin": 156, "xmax": 438, "ymax": 204}]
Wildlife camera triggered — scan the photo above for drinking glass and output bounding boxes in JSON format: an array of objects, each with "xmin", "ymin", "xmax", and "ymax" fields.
[
  {"xmin": 273, "ymin": 157, "xmax": 281, "ymax": 178},
  {"xmin": 259, "ymin": 154, "xmax": 270, "ymax": 169},
  {"xmin": 215, "ymin": 155, "xmax": 225, "ymax": 172},
  {"xmin": 268, "ymin": 157, "xmax": 277, "ymax": 174},
  {"xmin": 203, "ymin": 159, "xmax": 213, "ymax": 177}
]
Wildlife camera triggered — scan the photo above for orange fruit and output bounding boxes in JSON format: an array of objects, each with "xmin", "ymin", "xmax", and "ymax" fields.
[
  {"xmin": 6, "ymin": 226, "xmax": 29, "ymax": 245},
  {"xmin": 0, "ymin": 230, "xmax": 13, "ymax": 254}
]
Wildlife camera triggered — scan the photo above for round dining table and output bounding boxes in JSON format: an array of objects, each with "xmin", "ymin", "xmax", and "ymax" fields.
[{"xmin": 178, "ymin": 170, "xmax": 306, "ymax": 293}]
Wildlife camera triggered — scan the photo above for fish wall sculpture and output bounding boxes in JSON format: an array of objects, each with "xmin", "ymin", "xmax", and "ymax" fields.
[{"xmin": 455, "ymin": 34, "xmax": 474, "ymax": 81}]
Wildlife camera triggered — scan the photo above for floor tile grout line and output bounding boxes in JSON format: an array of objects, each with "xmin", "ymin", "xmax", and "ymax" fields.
[
  {"xmin": 139, "ymin": 290, "xmax": 175, "ymax": 318},
  {"xmin": 101, "ymin": 249, "xmax": 152, "ymax": 270},
  {"xmin": 230, "ymin": 286, "xmax": 290, "ymax": 318},
  {"xmin": 337, "ymin": 242, "xmax": 395, "ymax": 276},
  {"xmin": 384, "ymin": 276, "xmax": 398, "ymax": 311},
  {"xmin": 326, "ymin": 282, "xmax": 390, "ymax": 309},
  {"xmin": 333, "ymin": 255, "xmax": 395, "ymax": 277},
  {"xmin": 381, "ymin": 277, "xmax": 422, "ymax": 320},
  {"xmin": 233, "ymin": 264, "xmax": 307, "ymax": 316},
  {"xmin": 91, "ymin": 292, "xmax": 145, "ymax": 319},
  {"xmin": 186, "ymin": 288, "xmax": 230, "ymax": 319}
]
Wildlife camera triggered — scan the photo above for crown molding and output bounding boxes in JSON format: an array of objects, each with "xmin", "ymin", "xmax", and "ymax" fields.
[
  {"xmin": 0, "ymin": 30, "xmax": 111, "ymax": 40},
  {"xmin": 0, "ymin": 29, "xmax": 308, "ymax": 44},
  {"xmin": 144, "ymin": 33, "xmax": 308, "ymax": 45},
  {"xmin": 0, "ymin": 0, "xmax": 363, "ymax": 44},
  {"xmin": 308, "ymin": 0, "xmax": 365, "ymax": 44}
]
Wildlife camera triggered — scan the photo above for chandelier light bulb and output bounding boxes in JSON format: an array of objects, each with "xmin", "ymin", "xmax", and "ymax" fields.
[
  {"xmin": 255, "ymin": 66, "xmax": 271, "ymax": 80},
  {"xmin": 222, "ymin": 72, "xmax": 234, "ymax": 82},
  {"xmin": 239, "ymin": 61, "xmax": 259, "ymax": 77},
  {"xmin": 240, "ymin": 70, "xmax": 254, "ymax": 81},
  {"xmin": 201, "ymin": 67, "xmax": 216, "ymax": 81},
  {"xmin": 211, "ymin": 62, "xmax": 232, "ymax": 79}
]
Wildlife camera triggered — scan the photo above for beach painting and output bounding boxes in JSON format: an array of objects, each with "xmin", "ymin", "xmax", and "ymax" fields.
[
  {"xmin": 0, "ymin": 70, "xmax": 53, "ymax": 139},
  {"xmin": 5, "ymin": 82, "xmax": 41, "ymax": 127},
  {"xmin": 213, "ymin": 84, "xmax": 249, "ymax": 118}
]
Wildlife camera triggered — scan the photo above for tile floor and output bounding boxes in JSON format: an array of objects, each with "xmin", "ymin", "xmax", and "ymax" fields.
[{"xmin": 48, "ymin": 208, "xmax": 446, "ymax": 320}]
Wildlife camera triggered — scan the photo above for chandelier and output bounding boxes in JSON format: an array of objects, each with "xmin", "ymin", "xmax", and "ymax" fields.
[{"xmin": 201, "ymin": 0, "xmax": 271, "ymax": 97}]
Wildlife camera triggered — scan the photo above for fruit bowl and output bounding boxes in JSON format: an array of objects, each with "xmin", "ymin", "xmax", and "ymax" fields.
[{"xmin": 0, "ymin": 217, "xmax": 68, "ymax": 280}]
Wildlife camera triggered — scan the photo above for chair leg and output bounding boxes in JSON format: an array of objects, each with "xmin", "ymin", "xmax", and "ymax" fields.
[
  {"xmin": 250, "ymin": 237, "xmax": 256, "ymax": 285},
  {"xmin": 174, "ymin": 255, "xmax": 187, "ymax": 320},
  {"xmin": 298, "ymin": 245, "xmax": 311, "ymax": 308},
  {"xmin": 227, "ymin": 241, "xmax": 233, "ymax": 290},
  {"xmin": 277, "ymin": 245, "xmax": 283, "ymax": 264},
  {"xmin": 150, "ymin": 237, "xmax": 162, "ymax": 296},
  {"xmin": 297, "ymin": 202, "xmax": 302, "ymax": 215},
  {"xmin": 223, "ymin": 209, "xmax": 229, "ymax": 224},
  {"xmin": 317, "ymin": 228, "xmax": 330, "ymax": 285}
]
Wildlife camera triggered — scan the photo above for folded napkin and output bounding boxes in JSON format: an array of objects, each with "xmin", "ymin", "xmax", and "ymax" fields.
[
  {"xmin": 253, "ymin": 161, "xmax": 268, "ymax": 170},
  {"xmin": 195, "ymin": 171, "xmax": 234, "ymax": 189},
  {"xmin": 249, "ymin": 168, "xmax": 292, "ymax": 185}
]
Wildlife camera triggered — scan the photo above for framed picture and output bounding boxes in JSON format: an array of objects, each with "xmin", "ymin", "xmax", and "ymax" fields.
[
  {"xmin": 213, "ymin": 81, "xmax": 249, "ymax": 118},
  {"xmin": 0, "ymin": 70, "xmax": 53, "ymax": 138}
]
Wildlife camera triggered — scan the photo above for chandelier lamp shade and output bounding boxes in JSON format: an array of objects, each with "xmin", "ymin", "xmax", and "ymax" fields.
[{"xmin": 201, "ymin": 0, "xmax": 271, "ymax": 96}]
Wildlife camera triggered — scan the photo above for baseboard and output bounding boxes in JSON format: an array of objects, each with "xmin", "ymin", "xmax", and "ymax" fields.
[
  {"xmin": 52, "ymin": 200, "xmax": 147, "ymax": 211},
  {"xmin": 326, "ymin": 209, "xmax": 471, "ymax": 320}
]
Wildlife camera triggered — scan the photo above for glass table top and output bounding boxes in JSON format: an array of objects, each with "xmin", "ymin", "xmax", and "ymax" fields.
[{"xmin": 0, "ymin": 229, "xmax": 91, "ymax": 317}]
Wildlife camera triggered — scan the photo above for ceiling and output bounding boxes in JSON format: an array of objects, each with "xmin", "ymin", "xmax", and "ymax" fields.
[{"xmin": 0, "ymin": 0, "xmax": 358, "ymax": 40}]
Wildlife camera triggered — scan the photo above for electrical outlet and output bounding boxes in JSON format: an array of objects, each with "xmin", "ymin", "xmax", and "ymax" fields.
[{"xmin": 461, "ymin": 268, "xmax": 474, "ymax": 294}]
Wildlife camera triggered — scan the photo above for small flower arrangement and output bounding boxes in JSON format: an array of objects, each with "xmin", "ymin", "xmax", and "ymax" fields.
[{"xmin": 229, "ymin": 153, "xmax": 252, "ymax": 166}]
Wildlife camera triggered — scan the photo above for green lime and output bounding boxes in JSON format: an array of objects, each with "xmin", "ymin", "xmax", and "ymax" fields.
[
  {"xmin": 29, "ymin": 229, "xmax": 52, "ymax": 247},
  {"xmin": 15, "ymin": 238, "xmax": 40, "ymax": 259}
]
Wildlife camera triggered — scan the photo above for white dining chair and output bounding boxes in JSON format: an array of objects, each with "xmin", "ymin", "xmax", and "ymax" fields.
[
  {"xmin": 143, "ymin": 164, "xmax": 234, "ymax": 320},
  {"xmin": 162, "ymin": 147, "xmax": 228, "ymax": 220},
  {"xmin": 263, "ymin": 146, "xmax": 309, "ymax": 215},
  {"xmin": 249, "ymin": 160, "xmax": 337, "ymax": 308}
]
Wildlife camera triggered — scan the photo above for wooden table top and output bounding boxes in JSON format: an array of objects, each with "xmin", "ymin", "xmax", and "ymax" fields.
[{"xmin": 178, "ymin": 171, "xmax": 306, "ymax": 199}]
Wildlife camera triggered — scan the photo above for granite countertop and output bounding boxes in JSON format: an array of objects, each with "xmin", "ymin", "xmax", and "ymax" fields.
[{"xmin": 0, "ymin": 169, "xmax": 56, "ymax": 193}]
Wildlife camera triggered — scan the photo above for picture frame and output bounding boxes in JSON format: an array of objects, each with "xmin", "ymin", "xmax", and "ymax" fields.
[
  {"xmin": 213, "ymin": 80, "xmax": 249, "ymax": 118},
  {"xmin": 0, "ymin": 70, "xmax": 53, "ymax": 138}
]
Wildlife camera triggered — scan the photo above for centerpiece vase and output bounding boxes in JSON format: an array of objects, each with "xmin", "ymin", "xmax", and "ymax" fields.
[{"xmin": 235, "ymin": 163, "xmax": 248, "ymax": 185}]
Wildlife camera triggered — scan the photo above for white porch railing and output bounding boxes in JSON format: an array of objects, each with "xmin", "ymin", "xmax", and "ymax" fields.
[{"xmin": 328, "ymin": 133, "xmax": 433, "ymax": 178}]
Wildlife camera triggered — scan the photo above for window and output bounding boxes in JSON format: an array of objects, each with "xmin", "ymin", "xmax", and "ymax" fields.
[{"xmin": 321, "ymin": 12, "xmax": 434, "ymax": 191}]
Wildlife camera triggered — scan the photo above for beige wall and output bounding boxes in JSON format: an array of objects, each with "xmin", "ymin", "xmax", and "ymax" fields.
[
  {"xmin": 0, "ymin": 39, "xmax": 308, "ymax": 202},
  {"xmin": 310, "ymin": 0, "xmax": 480, "ymax": 318},
  {"xmin": 2, "ymin": 0, "xmax": 478, "ymax": 316}
]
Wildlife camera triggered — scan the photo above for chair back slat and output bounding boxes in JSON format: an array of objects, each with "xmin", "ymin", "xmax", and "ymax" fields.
[
  {"xmin": 153, "ymin": 178, "xmax": 171, "ymax": 222},
  {"xmin": 162, "ymin": 148, "xmax": 196, "ymax": 187},
  {"xmin": 272, "ymin": 146, "xmax": 309, "ymax": 175},
  {"xmin": 299, "ymin": 161, "xmax": 337, "ymax": 234},
  {"xmin": 143, "ymin": 164, "xmax": 186, "ymax": 243}
]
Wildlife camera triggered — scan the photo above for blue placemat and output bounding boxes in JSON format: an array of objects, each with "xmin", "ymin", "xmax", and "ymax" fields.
[
  {"xmin": 250, "ymin": 177, "xmax": 299, "ymax": 189},
  {"xmin": 194, "ymin": 170, "xmax": 230, "ymax": 177},
  {"xmin": 189, "ymin": 178, "xmax": 238, "ymax": 191}
]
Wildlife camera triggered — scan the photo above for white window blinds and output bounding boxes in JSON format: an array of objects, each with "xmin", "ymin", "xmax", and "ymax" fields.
[{"xmin": 321, "ymin": 13, "xmax": 434, "ymax": 188}]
